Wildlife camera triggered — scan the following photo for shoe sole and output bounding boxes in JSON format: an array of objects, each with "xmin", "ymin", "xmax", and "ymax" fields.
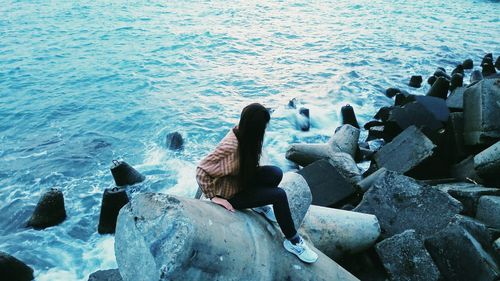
[{"xmin": 283, "ymin": 241, "xmax": 318, "ymax": 264}]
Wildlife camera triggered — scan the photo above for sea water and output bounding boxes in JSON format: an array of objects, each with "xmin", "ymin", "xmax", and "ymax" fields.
[{"xmin": 0, "ymin": 0, "xmax": 499, "ymax": 280}]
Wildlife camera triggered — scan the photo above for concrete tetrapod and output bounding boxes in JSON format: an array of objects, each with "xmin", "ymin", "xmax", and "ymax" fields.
[
  {"xmin": 286, "ymin": 124, "xmax": 360, "ymax": 166},
  {"xmin": 300, "ymin": 205, "xmax": 380, "ymax": 260},
  {"xmin": 115, "ymin": 193, "xmax": 359, "ymax": 281}
]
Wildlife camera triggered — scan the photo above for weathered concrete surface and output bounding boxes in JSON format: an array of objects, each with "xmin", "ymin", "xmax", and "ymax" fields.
[
  {"xmin": 353, "ymin": 171, "xmax": 462, "ymax": 239},
  {"xmin": 88, "ymin": 269, "xmax": 122, "ymax": 281},
  {"xmin": 434, "ymin": 183, "xmax": 500, "ymax": 216},
  {"xmin": 297, "ymin": 159, "xmax": 356, "ymax": 207},
  {"xmin": 425, "ymin": 219, "xmax": 500, "ymax": 281},
  {"xmin": 475, "ymin": 140, "xmax": 500, "ymax": 177},
  {"xmin": 301, "ymin": 205, "xmax": 380, "ymax": 260},
  {"xmin": 286, "ymin": 125, "xmax": 360, "ymax": 166},
  {"xmin": 446, "ymin": 87, "xmax": 466, "ymax": 111},
  {"xmin": 328, "ymin": 153, "xmax": 362, "ymax": 185},
  {"xmin": 115, "ymin": 193, "xmax": 359, "ymax": 281},
  {"xmin": 476, "ymin": 196, "xmax": 500, "ymax": 228},
  {"xmin": 463, "ymin": 77, "xmax": 500, "ymax": 145},
  {"xmin": 375, "ymin": 230, "xmax": 440, "ymax": 281},
  {"xmin": 373, "ymin": 126, "xmax": 436, "ymax": 174},
  {"xmin": 279, "ymin": 172, "xmax": 312, "ymax": 230}
]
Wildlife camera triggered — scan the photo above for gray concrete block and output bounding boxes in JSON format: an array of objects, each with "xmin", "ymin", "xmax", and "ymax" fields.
[
  {"xmin": 425, "ymin": 221, "xmax": 500, "ymax": 281},
  {"xmin": 446, "ymin": 87, "xmax": 466, "ymax": 111},
  {"xmin": 115, "ymin": 193, "xmax": 359, "ymax": 281},
  {"xmin": 477, "ymin": 196, "xmax": 500, "ymax": 228},
  {"xmin": 353, "ymin": 171, "xmax": 462, "ymax": 239},
  {"xmin": 298, "ymin": 159, "xmax": 356, "ymax": 207},
  {"xmin": 475, "ymin": 140, "xmax": 500, "ymax": 178},
  {"xmin": 434, "ymin": 183, "xmax": 500, "ymax": 216},
  {"xmin": 463, "ymin": 77, "xmax": 500, "ymax": 145},
  {"xmin": 375, "ymin": 230, "xmax": 440, "ymax": 281},
  {"xmin": 373, "ymin": 126, "xmax": 436, "ymax": 174}
]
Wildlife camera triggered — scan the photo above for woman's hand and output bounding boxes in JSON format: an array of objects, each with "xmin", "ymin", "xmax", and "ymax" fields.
[{"xmin": 211, "ymin": 197, "xmax": 235, "ymax": 212}]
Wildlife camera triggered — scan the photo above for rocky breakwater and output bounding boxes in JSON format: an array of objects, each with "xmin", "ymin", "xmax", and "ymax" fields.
[{"xmin": 283, "ymin": 53, "xmax": 500, "ymax": 281}]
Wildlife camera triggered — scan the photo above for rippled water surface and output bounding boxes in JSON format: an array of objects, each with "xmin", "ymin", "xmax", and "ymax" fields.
[{"xmin": 1, "ymin": 0, "xmax": 499, "ymax": 279}]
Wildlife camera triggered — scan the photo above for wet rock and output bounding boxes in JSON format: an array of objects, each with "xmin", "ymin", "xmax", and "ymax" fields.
[
  {"xmin": 98, "ymin": 187, "xmax": 129, "ymax": 234},
  {"xmin": 298, "ymin": 107, "xmax": 310, "ymax": 131},
  {"xmin": 353, "ymin": 171, "xmax": 462, "ymax": 239},
  {"xmin": 385, "ymin": 88, "xmax": 400, "ymax": 98},
  {"xmin": 297, "ymin": 159, "xmax": 357, "ymax": 207},
  {"xmin": 301, "ymin": 205, "xmax": 380, "ymax": 260},
  {"xmin": 476, "ymin": 196, "xmax": 500, "ymax": 228},
  {"xmin": 110, "ymin": 160, "xmax": 145, "ymax": 186},
  {"xmin": 373, "ymin": 126, "xmax": 436, "ymax": 174},
  {"xmin": 0, "ymin": 251, "xmax": 34, "ymax": 281},
  {"xmin": 496, "ymin": 56, "xmax": 500, "ymax": 70},
  {"xmin": 341, "ymin": 104, "xmax": 360, "ymax": 129},
  {"xmin": 115, "ymin": 193, "xmax": 358, "ymax": 281},
  {"xmin": 463, "ymin": 58, "xmax": 474, "ymax": 69},
  {"xmin": 409, "ymin": 75, "xmax": 423, "ymax": 88},
  {"xmin": 427, "ymin": 75, "xmax": 437, "ymax": 86},
  {"xmin": 470, "ymin": 69, "xmax": 484, "ymax": 84},
  {"xmin": 446, "ymin": 87, "xmax": 466, "ymax": 111},
  {"xmin": 426, "ymin": 76, "xmax": 449, "ymax": 99},
  {"xmin": 88, "ymin": 269, "xmax": 122, "ymax": 281},
  {"xmin": 463, "ymin": 77, "xmax": 500, "ymax": 145},
  {"xmin": 450, "ymin": 73, "xmax": 463, "ymax": 91},
  {"xmin": 166, "ymin": 132, "xmax": 184, "ymax": 150},
  {"xmin": 288, "ymin": 98, "xmax": 297, "ymax": 109},
  {"xmin": 27, "ymin": 188, "xmax": 66, "ymax": 229},
  {"xmin": 425, "ymin": 218, "xmax": 500, "ymax": 281},
  {"xmin": 434, "ymin": 182, "xmax": 500, "ymax": 216},
  {"xmin": 375, "ymin": 230, "xmax": 440, "ymax": 281}
]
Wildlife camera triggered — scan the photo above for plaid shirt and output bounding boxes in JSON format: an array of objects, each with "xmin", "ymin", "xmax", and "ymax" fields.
[{"xmin": 196, "ymin": 128, "xmax": 241, "ymax": 199}]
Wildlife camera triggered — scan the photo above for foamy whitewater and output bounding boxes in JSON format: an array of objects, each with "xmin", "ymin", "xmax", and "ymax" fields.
[{"xmin": 0, "ymin": 0, "xmax": 499, "ymax": 280}]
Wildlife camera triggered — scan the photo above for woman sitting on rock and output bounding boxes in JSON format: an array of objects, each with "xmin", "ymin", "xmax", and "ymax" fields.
[{"xmin": 196, "ymin": 103, "xmax": 318, "ymax": 263}]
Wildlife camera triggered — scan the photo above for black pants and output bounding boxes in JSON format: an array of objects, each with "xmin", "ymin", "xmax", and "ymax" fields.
[{"xmin": 228, "ymin": 165, "xmax": 297, "ymax": 239}]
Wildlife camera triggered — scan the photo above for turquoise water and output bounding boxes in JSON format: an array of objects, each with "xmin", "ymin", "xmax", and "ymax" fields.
[{"xmin": 1, "ymin": 0, "xmax": 499, "ymax": 279}]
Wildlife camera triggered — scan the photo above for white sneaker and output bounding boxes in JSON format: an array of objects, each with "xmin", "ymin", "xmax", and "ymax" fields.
[
  {"xmin": 252, "ymin": 205, "xmax": 277, "ymax": 223},
  {"xmin": 283, "ymin": 236, "xmax": 318, "ymax": 263}
]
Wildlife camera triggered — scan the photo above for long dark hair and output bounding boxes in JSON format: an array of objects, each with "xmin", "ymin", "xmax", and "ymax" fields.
[{"xmin": 234, "ymin": 103, "xmax": 270, "ymax": 190}]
